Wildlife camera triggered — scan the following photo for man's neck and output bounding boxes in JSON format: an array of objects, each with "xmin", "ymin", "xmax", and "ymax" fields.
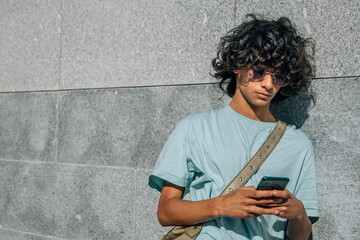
[{"xmin": 229, "ymin": 92, "xmax": 277, "ymax": 123}]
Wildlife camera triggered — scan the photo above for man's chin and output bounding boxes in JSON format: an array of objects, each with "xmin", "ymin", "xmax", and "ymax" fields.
[{"xmin": 251, "ymin": 99, "xmax": 271, "ymax": 107}]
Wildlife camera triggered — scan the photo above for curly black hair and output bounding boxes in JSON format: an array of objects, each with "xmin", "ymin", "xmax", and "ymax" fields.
[{"xmin": 212, "ymin": 14, "xmax": 315, "ymax": 102}]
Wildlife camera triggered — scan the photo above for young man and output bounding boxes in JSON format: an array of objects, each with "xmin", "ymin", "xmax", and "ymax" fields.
[{"xmin": 149, "ymin": 15, "xmax": 318, "ymax": 239}]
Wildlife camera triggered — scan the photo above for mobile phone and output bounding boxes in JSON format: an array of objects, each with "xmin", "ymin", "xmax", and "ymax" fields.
[{"xmin": 256, "ymin": 176, "xmax": 290, "ymax": 190}]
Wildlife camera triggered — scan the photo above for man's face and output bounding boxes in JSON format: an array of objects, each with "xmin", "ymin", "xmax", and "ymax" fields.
[{"xmin": 234, "ymin": 67, "xmax": 281, "ymax": 108}]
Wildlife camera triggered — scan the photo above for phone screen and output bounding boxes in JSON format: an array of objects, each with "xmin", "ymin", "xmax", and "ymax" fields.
[{"xmin": 256, "ymin": 176, "xmax": 290, "ymax": 190}]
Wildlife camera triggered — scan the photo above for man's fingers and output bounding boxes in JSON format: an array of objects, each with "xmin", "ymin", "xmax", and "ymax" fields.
[
  {"xmin": 246, "ymin": 190, "xmax": 278, "ymax": 198},
  {"xmin": 269, "ymin": 190, "xmax": 290, "ymax": 199},
  {"xmin": 248, "ymin": 206, "xmax": 280, "ymax": 216},
  {"xmin": 255, "ymin": 197, "xmax": 283, "ymax": 205},
  {"xmin": 284, "ymin": 189, "xmax": 293, "ymax": 198},
  {"xmin": 258, "ymin": 203, "xmax": 284, "ymax": 208}
]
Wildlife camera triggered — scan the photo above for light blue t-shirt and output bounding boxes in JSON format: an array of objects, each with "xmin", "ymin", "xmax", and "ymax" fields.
[{"xmin": 149, "ymin": 105, "xmax": 319, "ymax": 240}]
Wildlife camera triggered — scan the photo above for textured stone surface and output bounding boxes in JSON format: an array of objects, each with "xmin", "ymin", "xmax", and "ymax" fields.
[
  {"xmin": 235, "ymin": 0, "xmax": 360, "ymax": 78},
  {"xmin": 0, "ymin": 161, "xmax": 135, "ymax": 240},
  {"xmin": 0, "ymin": 92, "xmax": 57, "ymax": 162},
  {"xmin": 0, "ymin": 229, "xmax": 50, "ymax": 240},
  {"xmin": 0, "ymin": 0, "xmax": 61, "ymax": 92},
  {"xmin": 134, "ymin": 170, "xmax": 171, "ymax": 239},
  {"xmin": 60, "ymin": 0, "xmax": 234, "ymax": 89},
  {"xmin": 52, "ymin": 166, "xmax": 135, "ymax": 240},
  {"xmin": 312, "ymin": 182, "xmax": 360, "ymax": 239},
  {"xmin": 57, "ymin": 84, "xmax": 229, "ymax": 168},
  {"xmin": 303, "ymin": 0, "xmax": 360, "ymax": 78},
  {"xmin": 303, "ymin": 78, "xmax": 359, "ymax": 183}
]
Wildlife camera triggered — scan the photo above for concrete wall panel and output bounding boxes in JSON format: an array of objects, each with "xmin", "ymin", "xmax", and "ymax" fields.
[
  {"xmin": 60, "ymin": 0, "xmax": 234, "ymax": 89},
  {"xmin": 303, "ymin": 78, "xmax": 359, "ymax": 183},
  {"xmin": 235, "ymin": 0, "xmax": 360, "ymax": 78},
  {"xmin": 0, "ymin": 0, "xmax": 61, "ymax": 92},
  {"xmin": 313, "ymin": 182, "xmax": 360, "ymax": 239},
  {"xmin": 0, "ymin": 92, "xmax": 57, "ymax": 162},
  {"xmin": 57, "ymin": 85, "xmax": 229, "ymax": 168},
  {"xmin": 0, "ymin": 161, "xmax": 135, "ymax": 240}
]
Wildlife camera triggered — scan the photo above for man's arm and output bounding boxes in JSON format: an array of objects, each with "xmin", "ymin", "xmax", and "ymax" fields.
[
  {"xmin": 286, "ymin": 212, "xmax": 312, "ymax": 240},
  {"xmin": 157, "ymin": 182, "xmax": 218, "ymax": 226},
  {"xmin": 157, "ymin": 181, "xmax": 286, "ymax": 226}
]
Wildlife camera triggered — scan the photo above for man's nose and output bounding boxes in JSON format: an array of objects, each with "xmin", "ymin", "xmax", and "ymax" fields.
[{"xmin": 261, "ymin": 74, "xmax": 274, "ymax": 89}]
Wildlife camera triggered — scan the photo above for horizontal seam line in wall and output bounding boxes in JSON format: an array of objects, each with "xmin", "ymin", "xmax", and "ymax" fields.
[
  {"xmin": 0, "ymin": 75, "xmax": 359, "ymax": 94},
  {"xmin": 0, "ymin": 226, "xmax": 69, "ymax": 240},
  {"xmin": 314, "ymin": 75, "xmax": 360, "ymax": 79},
  {"xmin": 0, "ymin": 158, "xmax": 153, "ymax": 172},
  {"xmin": 0, "ymin": 82, "xmax": 217, "ymax": 94}
]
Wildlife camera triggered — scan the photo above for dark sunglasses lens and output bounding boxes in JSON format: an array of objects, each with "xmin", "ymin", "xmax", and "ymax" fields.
[
  {"xmin": 251, "ymin": 66, "xmax": 266, "ymax": 79},
  {"xmin": 273, "ymin": 73, "xmax": 289, "ymax": 86}
]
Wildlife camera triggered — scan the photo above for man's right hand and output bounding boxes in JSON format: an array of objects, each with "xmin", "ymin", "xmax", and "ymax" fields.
[{"xmin": 217, "ymin": 186, "xmax": 288, "ymax": 218}]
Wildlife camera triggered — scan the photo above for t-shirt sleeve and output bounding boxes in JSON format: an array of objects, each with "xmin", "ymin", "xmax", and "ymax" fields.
[
  {"xmin": 293, "ymin": 143, "xmax": 319, "ymax": 218},
  {"xmin": 148, "ymin": 117, "xmax": 195, "ymax": 194}
]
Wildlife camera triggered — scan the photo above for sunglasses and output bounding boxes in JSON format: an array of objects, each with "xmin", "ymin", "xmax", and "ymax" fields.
[{"xmin": 248, "ymin": 65, "xmax": 290, "ymax": 87}]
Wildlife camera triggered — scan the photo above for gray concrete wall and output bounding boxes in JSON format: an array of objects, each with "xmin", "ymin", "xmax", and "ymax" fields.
[{"xmin": 0, "ymin": 0, "xmax": 359, "ymax": 239}]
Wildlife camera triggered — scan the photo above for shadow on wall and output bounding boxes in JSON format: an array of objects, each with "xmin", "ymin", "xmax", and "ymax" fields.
[{"xmin": 270, "ymin": 83, "xmax": 316, "ymax": 128}]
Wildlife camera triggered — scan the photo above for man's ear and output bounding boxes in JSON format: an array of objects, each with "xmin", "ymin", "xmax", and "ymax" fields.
[{"xmin": 233, "ymin": 69, "xmax": 241, "ymax": 74}]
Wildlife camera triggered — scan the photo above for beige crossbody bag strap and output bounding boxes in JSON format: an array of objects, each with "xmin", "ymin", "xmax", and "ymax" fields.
[
  {"xmin": 162, "ymin": 121, "xmax": 287, "ymax": 240},
  {"xmin": 220, "ymin": 120, "xmax": 287, "ymax": 195}
]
